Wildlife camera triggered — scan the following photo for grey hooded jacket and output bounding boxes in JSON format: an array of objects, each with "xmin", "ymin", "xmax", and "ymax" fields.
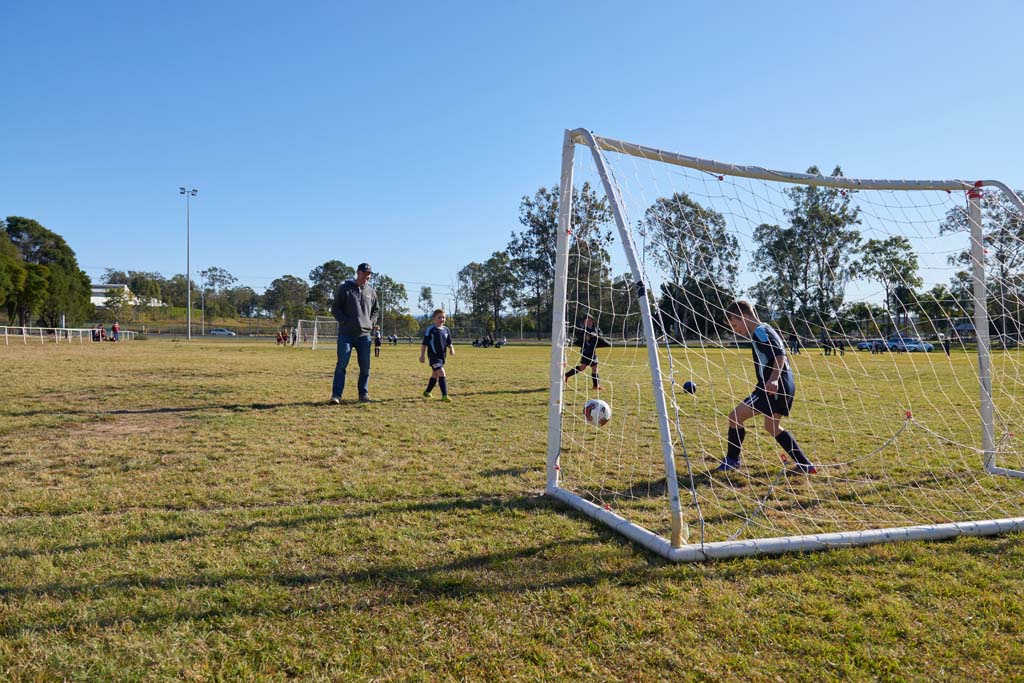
[{"xmin": 331, "ymin": 279, "xmax": 379, "ymax": 338}]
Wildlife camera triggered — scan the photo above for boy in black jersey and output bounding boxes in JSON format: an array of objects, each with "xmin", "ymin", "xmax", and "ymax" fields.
[
  {"xmin": 564, "ymin": 314, "xmax": 602, "ymax": 390},
  {"xmin": 420, "ymin": 308, "xmax": 455, "ymax": 401},
  {"xmin": 718, "ymin": 300, "xmax": 815, "ymax": 474}
]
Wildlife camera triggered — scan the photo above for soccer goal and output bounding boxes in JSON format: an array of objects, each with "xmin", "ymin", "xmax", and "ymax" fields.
[
  {"xmin": 547, "ymin": 128, "xmax": 1024, "ymax": 561},
  {"xmin": 296, "ymin": 317, "xmax": 337, "ymax": 350}
]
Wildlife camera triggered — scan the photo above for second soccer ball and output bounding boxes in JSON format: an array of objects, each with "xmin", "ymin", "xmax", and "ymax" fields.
[{"xmin": 584, "ymin": 398, "xmax": 612, "ymax": 426}]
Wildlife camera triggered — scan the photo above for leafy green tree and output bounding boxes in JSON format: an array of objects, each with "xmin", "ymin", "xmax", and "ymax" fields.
[
  {"xmin": 457, "ymin": 261, "xmax": 487, "ymax": 332},
  {"xmin": 837, "ymin": 301, "xmax": 887, "ymax": 336},
  {"xmin": 263, "ymin": 275, "xmax": 310, "ymax": 319},
  {"xmin": 0, "ymin": 229, "xmax": 27, "ymax": 310},
  {"xmin": 940, "ymin": 188, "xmax": 1024, "ymax": 339},
  {"xmin": 478, "ymin": 251, "xmax": 517, "ymax": 335},
  {"xmin": 911, "ymin": 284, "xmax": 963, "ymax": 335},
  {"xmin": 508, "ymin": 182, "xmax": 613, "ymax": 338},
  {"xmin": 641, "ymin": 192, "xmax": 739, "ymax": 339},
  {"xmin": 4, "ymin": 216, "xmax": 92, "ymax": 325},
  {"xmin": 225, "ymin": 285, "xmax": 261, "ymax": 317},
  {"xmin": 418, "ymin": 286, "xmax": 434, "ymax": 318},
  {"xmin": 308, "ymin": 260, "xmax": 355, "ymax": 312},
  {"xmin": 102, "ymin": 268, "xmax": 128, "ymax": 284},
  {"xmin": 103, "ymin": 287, "xmax": 132, "ymax": 323},
  {"xmin": 127, "ymin": 271, "xmax": 164, "ymax": 318},
  {"xmin": 860, "ymin": 236, "xmax": 921, "ymax": 333},
  {"xmin": 784, "ymin": 168, "xmax": 861, "ymax": 322},
  {"xmin": 7, "ymin": 263, "xmax": 49, "ymax": 326},
  {"xmin": 199, "ymin": 266, "xmax": 237, "ymax": 293},
  {"xmin": 750, "ymin": 169, "xmax": 861, "ymax": 329},
  {"xmin": 751, "ymin": 222, "xmax": 805, "ymax": 321},
  {"xmin": 373, "ymin": 272, "xmax": 407, "ymax": 334}
]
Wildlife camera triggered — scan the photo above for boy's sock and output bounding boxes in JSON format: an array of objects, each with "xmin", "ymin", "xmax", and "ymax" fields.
[
  {"xmin": 591, "ymin": 371, "xmax": 599, "ymax": 389},
  {"xmin": 726, "ymin": 426, "xmax": 746, "ymax": 464},
  {"xmin": 438, "ymin": 377, "xmax": 448, "ymax": 397},
  {"xmin": 425, "ymin": 377, "xmax": 437, "ymax": 393},
  {"xmin": 775, "ymin": 430, "xmax": 811, "ymax": 467},
  {"xmin": 564, "ymin": 367, "xmax": 578, "ymax": 380}
]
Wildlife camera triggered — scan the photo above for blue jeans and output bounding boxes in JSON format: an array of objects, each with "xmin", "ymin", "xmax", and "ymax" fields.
[{"xmin": 332, "ymin": 334, "xmax": 371, "ymax": 398}]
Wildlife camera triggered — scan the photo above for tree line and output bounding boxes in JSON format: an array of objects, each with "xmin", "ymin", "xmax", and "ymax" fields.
[
  {"xmin": 452, "ymin": 171, "xmax": 1024, "ymax": 341},
  {"xmin": 99, "ymin": 261, "xmax": 420, "ymax": 335}
]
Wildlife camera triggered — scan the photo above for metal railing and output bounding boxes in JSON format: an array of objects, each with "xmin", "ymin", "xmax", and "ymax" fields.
[{"xmin": 2, "ymin": 326, "xmax": 138, "ymax": 345}]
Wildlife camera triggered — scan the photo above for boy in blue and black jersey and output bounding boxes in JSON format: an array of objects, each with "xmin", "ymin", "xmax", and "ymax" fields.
[
  {"xmin": 564, "ymin": 314, "xmax": 601, "ymax": 390},
  {"xmin": 420, "ymin": 308, "xmax": 455, "ymax": 401},
  {"xmin": 718, "ymin": 300, "xmax": 815, "ymax": 474}
]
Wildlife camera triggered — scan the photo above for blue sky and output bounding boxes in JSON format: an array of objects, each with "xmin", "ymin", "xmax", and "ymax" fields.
[{"xmin": 3, "ymin": 1, "xmax": 1023, "ymax": 308}]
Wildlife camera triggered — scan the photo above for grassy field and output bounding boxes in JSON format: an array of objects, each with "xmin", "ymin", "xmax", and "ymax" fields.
[{"xmin": 2, "ymin": 338, "xmax": 1023, "ymax": 682}]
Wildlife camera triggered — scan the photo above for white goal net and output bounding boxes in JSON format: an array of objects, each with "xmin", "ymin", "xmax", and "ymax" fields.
[
  {"xmin": 547, "ymin": 128, "xmax": 1024, "ymax": 561},
  {"xmin": 296, "ymin": 317, "xmax": 337, "ymax": 350}
]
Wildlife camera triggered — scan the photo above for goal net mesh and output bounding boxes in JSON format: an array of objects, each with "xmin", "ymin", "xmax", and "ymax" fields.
[
  {"xmin": 555, "ymin": 134, "xmax": 1024, "ymax": 549},
  {"xmin": 297, "ymin": 317, "xmax": 337, "ymax": 350}
]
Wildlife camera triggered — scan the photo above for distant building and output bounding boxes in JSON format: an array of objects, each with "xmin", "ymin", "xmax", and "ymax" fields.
[{"xmin": 91, "ymin": 283, "xmax": 165, "ymax": 309}]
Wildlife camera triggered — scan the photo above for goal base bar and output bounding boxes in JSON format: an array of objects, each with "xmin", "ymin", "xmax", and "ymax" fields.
[
  {"xmin": 546, "ymin": 486, "xmax": 1024, "ymax": 562},
  {"xmin": 988, "ymin": 465, "xmax": 1024, "ymax": 479}
]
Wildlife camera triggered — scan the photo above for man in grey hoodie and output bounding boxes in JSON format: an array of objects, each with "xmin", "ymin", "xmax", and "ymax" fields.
[{"xmin": 329, "ymin": 262, "xmax": 380, "ymax": 403}]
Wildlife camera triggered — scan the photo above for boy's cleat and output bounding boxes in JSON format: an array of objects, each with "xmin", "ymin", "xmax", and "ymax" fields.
[
  {"xmin": 358, "ymin": 394, "xmax": 372, "ymax": 403},
  {"xmin": 328, "ymin": 396, "xmax": 341, "ymax": 405},
  {"xmin": 441, "ymin": 395, "xmax": 452, "ymax": 402},
  {"xmin": 714, "ymin": 458, "xmax": 741, "ymax": 473},
  {"xmin": 423, "ymin": 390, "xmax": 432, "ymax": 398},
  {"xmin": 790, "ymin": 462, "xmax": 817, "ymax": 475}
]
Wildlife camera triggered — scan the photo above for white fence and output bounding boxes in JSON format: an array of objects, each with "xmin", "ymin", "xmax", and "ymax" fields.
[{"xmin": 2, "ymin": 326, "xmax": 138, "ymax": 346}]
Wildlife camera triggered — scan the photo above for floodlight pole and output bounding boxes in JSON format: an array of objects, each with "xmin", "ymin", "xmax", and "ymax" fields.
[{"xmin": 180, "ymin": 187, "xmax": 198, "ymax": 339}]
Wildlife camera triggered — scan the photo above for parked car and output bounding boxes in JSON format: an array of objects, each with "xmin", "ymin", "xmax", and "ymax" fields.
[
  {"xmin": 857, "ymin": 339, "xmax": 885, "ymax": 351},
  {"xmin": 208, "ymin": 327, "xmax": 237, "ymax": 336},
  {"xmin": 888, "ymin": 336, "xmax": 933, "ymax": 352}
]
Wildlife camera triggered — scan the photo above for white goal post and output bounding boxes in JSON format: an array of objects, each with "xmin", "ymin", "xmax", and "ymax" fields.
[
  {"xmin": 546, "ymin": 128, "xmax": 1024, "ymax": 561},
  {"xmin": 296, "ymin": 317, "xmax": 337, "ymax": 350}
]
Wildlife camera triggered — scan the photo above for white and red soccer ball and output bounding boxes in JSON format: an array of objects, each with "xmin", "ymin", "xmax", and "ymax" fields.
[{"xmin": 584, "ymin": 398, "xmax": 612, "ymax": 426}]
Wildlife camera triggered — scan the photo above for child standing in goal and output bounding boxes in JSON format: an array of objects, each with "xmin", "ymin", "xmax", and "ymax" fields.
[
  {"xmin": 564, "ymin": 314, "xmax": 601, "ymax": 390},
  {"xmin": 719, "ymin": 300, "xmax": 815, "ymax": 474},
  {"xmin": 420, "ymin": 309, "xmax": 454, "ymax": 402}
]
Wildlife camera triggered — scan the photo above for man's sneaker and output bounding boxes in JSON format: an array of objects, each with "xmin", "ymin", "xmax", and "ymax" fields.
[
  {"xmin": 423, "ymin": 390, "xmax": 432, "ymax": 398},
  {"xmin": 328, "ymin": 396, "xmax": 341, "ymax": 405},
  {"xmin": 358, "ymin": 394, "xmax": 372, "ymax": 403},
  {"xmin": 714, "ymin": 458, "xmax": 740, "ymax": 473},
  {"xmin": 441, "ymin": 395, "xmax": 452, "ymax": 402},
  {"xmin": 790, "ymin": 462, "xmax": 817, "ymax": 475}
]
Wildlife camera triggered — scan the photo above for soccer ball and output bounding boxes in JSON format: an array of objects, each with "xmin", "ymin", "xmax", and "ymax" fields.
[
  {"xmin": 683, "ymin": 380, "xmax": 697, "ymax": 394},
  {"xmin": 584, "ymin": 398, "xmax": 612, "ymax": 426}
]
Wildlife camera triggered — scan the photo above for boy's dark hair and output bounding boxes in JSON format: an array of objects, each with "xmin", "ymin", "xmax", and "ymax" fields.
[
  {"xmin": 431, "ymin": 308, "xmax": 445, "ymax": 318},
  {"xmin": 725, "ymin": 300, "xmax": 757, "ymax": 320}
]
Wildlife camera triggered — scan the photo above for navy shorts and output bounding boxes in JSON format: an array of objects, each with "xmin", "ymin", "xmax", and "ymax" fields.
[
  {"xmin": 579, "ymin": 354, "xmax": 597, "ymax": 367},
  {"xmin": 743, "ymin": 386, "xmax": 794, "ymax": 417},
  {"xmin": 429, "ymin": 356, "xmax": 445, "ymax": 370}
]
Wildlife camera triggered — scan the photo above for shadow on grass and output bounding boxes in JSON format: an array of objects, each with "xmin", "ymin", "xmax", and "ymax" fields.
[
  {"xmin": 3, "ymin": 491, "xmax": 1021, "ymax": 637},
  {"xmin": 4, "ymin": 400, "xmax": 342, "ymax": 418},
  {"xmin": 0, "ymin": 494, "xmax": 550, "ymax": 561},
  {"xmin": 5, "ymin": 387, "xmax": 547, "ymax": 417}
]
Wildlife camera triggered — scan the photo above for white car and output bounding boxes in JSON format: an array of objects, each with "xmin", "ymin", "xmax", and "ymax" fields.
[{"xmin": 208, "ymin": 328, "xmax": 237, "ymax": 337}]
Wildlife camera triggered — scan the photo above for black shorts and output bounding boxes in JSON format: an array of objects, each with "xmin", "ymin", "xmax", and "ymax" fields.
[
  {"xmin": 743, "ymin": 386, "xmax": 794, "ymax": 417},
  {"xmin": 579, "ymin": 353, "xmax": 597, "ymax": 367},
  {"xmin": 429, "ymin": 356, "xmax": 445, "ymax": 370}
]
